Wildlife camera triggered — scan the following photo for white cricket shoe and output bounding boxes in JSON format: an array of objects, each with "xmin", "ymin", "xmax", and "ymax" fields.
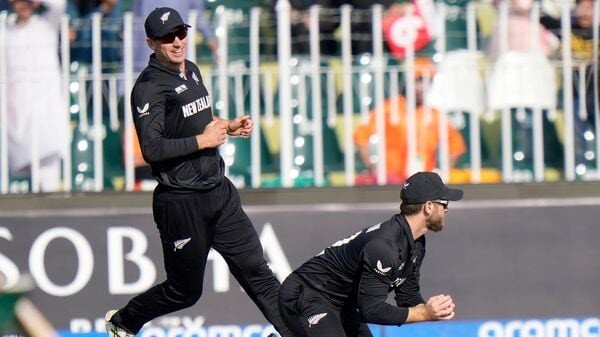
[{"xmin": 105, "ymin": 310, "xmax": 135, "ymax": 337}]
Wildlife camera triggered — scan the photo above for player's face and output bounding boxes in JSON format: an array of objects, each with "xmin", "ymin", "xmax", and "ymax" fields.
[
  {"xmin": 148, "ymin": 27, "xmax": 188, "ymax": 70},
  {"xmin": 426, "ymin": 201, "xmax": 448, "ymax": 232}
]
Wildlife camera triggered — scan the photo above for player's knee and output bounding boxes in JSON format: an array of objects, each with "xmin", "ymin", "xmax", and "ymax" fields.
[
  {"xmin": 164, "ymin": 282, "xmax": 203, "ymax": 308},
  {"xmin": 184, "ymin": 286, "xmax": 203, "ymax": 306}
]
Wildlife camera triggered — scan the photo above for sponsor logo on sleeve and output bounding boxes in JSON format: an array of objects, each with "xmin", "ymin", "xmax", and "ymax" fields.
[
  {"xmin": 375, "ymin": 260, "xmax": 392, "ymax": 275},
  {"xmin": 136, "ymin": 103, "xmax": 150, "ymax": 117}
]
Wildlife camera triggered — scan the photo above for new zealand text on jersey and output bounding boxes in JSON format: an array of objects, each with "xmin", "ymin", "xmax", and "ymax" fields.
[{"xmin": 182, "ymin": 96, "xmax": 211, "ymax": 118}]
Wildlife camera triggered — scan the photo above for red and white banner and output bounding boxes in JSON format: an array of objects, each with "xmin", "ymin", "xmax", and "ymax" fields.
[{"xmin": 383, "ymin": 0, "xmax": 435, "ymax": 59}]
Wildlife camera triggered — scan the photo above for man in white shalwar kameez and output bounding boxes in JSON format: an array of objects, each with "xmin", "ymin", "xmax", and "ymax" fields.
[{"xmin": 5, "ymin": 0, "xmax": 67, "ymax": 192}]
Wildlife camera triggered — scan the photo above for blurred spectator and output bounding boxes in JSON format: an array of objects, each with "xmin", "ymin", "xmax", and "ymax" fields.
[
  {"xmin": 488, "ymin": 0, "xmax": 559, "ymax": 61},
  {"xmin": 0, "ymin": 0, "xmax": 10, "ymax": 11},
  {"xmin": 353, "ymin": 58, "xmax": 466, "ymax": 184},
  {"xmin": 5, "ymin": 0, "xmax": 68, "ymax": 192},
  {"xmin": 486, "ymin": 0, "xmax": 563, "ymax": 177},
  {"xmin": 133, "ymin": 0, "xmax": 217, "ymax": 71},
  {"xmin": 69, "ymin": 0, "xmax": 122, "ymax": 72},
  {"xmin": 541, "ymin": 0, "xmax": 596, "ymax": 174}
]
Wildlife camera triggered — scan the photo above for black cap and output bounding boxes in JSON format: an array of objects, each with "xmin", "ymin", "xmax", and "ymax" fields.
[
  {"xmin": 400, "ymin": 172, "xmax": 463, "ymax": 204},
  {"xmin": 144, "ymin": 7, "xmax": 191, "ymax": 39}
]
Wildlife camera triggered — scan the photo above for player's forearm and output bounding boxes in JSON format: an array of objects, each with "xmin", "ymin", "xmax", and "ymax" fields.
[
  {"xmin": 358, "ymin": 301, "xmax": 409, "ymax": 325},
  {"xmin": 405, "ymin": 304, "xmax": 430, "ymax": 323},
  {"xmin": 142, "ymin": 136, "xmax": 199, "ymax": 163},
  {"xmin": 138, "ymin": 121, "xmax": 200, "ymax": 162}
]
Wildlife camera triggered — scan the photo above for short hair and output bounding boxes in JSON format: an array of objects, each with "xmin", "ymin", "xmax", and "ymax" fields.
[{"xmin": 400, "ymin": 202, "xmax": 424, "ymax": 216}]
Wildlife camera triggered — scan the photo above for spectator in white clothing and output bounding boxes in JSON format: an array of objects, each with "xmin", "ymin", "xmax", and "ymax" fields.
[{"xmin": 5, "ymin": 0, "xmax": 68, "ymax": 192}]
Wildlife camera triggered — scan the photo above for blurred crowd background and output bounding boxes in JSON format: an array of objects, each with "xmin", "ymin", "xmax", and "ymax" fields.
[{"xmin": 0, "ymin": 0, "xmax": 598, "ymax": 193}]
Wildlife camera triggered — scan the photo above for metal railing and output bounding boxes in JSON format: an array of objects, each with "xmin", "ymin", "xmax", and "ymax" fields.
[{"xmin": 0, "ymin": 0, "xmax": 599, "ymax": 193}]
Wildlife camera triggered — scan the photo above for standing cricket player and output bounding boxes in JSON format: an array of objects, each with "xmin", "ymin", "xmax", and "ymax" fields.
[{"xmin": 105, "ymin": 7, "xmax": 291, "ymax": 337}]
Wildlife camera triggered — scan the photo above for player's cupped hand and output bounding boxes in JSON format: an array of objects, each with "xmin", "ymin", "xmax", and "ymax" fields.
[
  {"xmin": 425, "ymin": 294, "xmax": 455, "ymax": 320},
  {"xmin": 198, "ymin": 120, "xmax": 228, "ymax": 149},
  {"xmin": 227, "ymin": 115, "xmax": 254, "ymax": 138}
]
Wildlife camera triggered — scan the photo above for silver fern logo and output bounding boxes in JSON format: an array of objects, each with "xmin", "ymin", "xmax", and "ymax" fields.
[
  {"xmin": 308, "ymin": 313, "xmax": 327, "ymax": 327},
  {"xmin": 173, "ymin": 238, "xmax": 191, "ymax": 251},
  {"xmin": 160, "ymin": 12, "xmax": 170, "ymax": 24}
]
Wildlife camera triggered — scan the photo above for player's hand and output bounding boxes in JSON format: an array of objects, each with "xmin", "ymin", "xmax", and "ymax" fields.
[
  {"xmin": 225, "ymin": 115, "xmax": 254, "ymax": 138},
  {"xmin": 197, "ymin": 121, "xmax": 227, "ymax": 149},
  {"xmin": 424, "ymin": 294, "xmax": 455, "ymax": 321}
]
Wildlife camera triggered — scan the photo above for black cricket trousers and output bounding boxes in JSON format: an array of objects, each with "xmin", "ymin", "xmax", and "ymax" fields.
[
  {"xmin": 278, "ymin": 273, "xmax": 374, "ymax": 337},
  {"xmin": 111, "ymin": 178, "xmax": 291, "ymax": 336}
]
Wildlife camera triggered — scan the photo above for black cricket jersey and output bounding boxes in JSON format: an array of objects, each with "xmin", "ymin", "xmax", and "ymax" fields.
[
  {"xmin": 131, "ymin": 55, "xmax": 223, "ymax": 190},
  {"xmin": 295, "ymin": 214, "xmax": 426, "ymax": 325}
]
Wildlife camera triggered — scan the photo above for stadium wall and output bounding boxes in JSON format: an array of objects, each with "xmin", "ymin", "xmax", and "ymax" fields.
[{"xmin": 0, "ymin": 182, "xmax": 599, "ymax": 337}]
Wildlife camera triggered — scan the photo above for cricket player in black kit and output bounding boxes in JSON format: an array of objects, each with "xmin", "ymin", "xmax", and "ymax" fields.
[
  {"xmin": 278, "ymin": 171, "xmax": 462, "ymax": 337},
  {"xmin": 105, "ymin": 7, "xmax": 291, "ymax": 337}
]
